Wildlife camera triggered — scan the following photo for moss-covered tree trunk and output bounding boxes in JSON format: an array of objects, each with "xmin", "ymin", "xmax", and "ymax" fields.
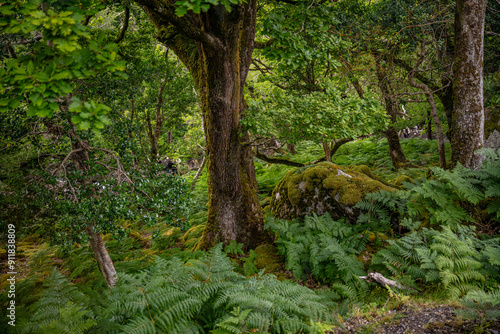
[
  {"xmin": 451, "ymin": 0, "xmax": 487, "ymax": 169},
  {"xmin": 138, "ymin": 1, "xmax": 269, "ymax": 249}
]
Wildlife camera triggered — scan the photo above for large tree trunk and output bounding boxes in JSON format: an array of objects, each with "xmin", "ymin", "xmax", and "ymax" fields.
[
  {"xmin": 87, "ymin": 226, "xmax": 117, "ymax": 287},
  {"xmin": 139, "ymin": 1, "xmax": 269, "ymax": 249},
  {"xmin": 451, "ymin": 0, "xmax": 487, "ymax": 169}
]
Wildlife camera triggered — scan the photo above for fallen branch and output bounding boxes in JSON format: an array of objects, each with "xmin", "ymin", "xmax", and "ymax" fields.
[{"xmin": 359, "ymin": 272, "xmax": 413, "ymax": 290}]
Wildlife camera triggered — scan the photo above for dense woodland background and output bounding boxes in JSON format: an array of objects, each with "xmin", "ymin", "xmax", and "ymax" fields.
[{"xmin": 1, "ymin": 0, "xmax": 500, "ymax": 333}]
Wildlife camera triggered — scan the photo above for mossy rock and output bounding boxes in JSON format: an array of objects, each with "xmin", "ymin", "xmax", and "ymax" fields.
[
  {"xmin": 389, "ymin": 175, "xmax": 415, "ymax": 187},
  {"xmin": 253, "ymin": 244, "xmax": 286, "ymax": 279},
  {"xmin": 270, "ymin": 162, "xmax": 397, "ymax": 221}
]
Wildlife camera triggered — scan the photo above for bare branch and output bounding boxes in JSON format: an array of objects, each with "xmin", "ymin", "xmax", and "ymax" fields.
[{"xmin": 114, "ymin": 7, "xmax": 130, "ymax": 43}]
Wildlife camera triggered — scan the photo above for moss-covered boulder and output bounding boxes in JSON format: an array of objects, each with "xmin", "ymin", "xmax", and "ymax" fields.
[
  {"xmin": 270, "ymin": 162, "xmax": 397, "ymax": 221},
  {"xmin": 389, "ymin": 175, "xmax": 415, "ymax": 187}
]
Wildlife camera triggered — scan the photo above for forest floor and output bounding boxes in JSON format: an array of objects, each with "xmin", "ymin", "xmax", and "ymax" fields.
[
  {"xmin": 2, "ymin": 234, "xmax": 499, "ymax": 334},
  {"xmin": 333, "ymin": 304, "xmax": 500, "ymax": 334}
]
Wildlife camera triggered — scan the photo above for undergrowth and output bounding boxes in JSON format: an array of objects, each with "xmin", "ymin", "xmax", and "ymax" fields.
[{"xmin": 6, "ymin": 244, "xmax": 336, "ymax": 334}]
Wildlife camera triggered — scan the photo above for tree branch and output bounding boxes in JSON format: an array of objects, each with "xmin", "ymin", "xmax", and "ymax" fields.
[
  {"xmin": 114, "ymin": 6, "xmax": 130, "ymax": 43},
  {"xmin": 137, "ymin": 1, "xmax": 224, "ymax": 51},
  {"xmin": 6, "ymin": 41, "xmax": 17, "ymax": 59},
  {"xmin": 254, "ymin": 149, "xmax": 305, "ymax": 167},
  {"xmin": 313, "ymin": 137, "xmax": 354, "ymax": 163}
]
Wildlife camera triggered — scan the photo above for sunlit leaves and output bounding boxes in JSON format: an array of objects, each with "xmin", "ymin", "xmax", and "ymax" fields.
[
  {"xmin": 0, "ymin": 0, "xmax": 126, "ymax": 130},
  {"xmin": 244, "ymin": 86, "xmax": 388, "ymax": 146}
]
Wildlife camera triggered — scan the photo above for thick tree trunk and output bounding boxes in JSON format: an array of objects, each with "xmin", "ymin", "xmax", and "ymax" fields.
[
  {"xmin": 139, "ymin": 1, "xmax": 270, "ymax": 249},
  {"xmin": 87, "ymin": 226, "xmax": 117, "ymax": 287},
  {"xmin": 198, "ymin": 50, "xmax": 267, "ymax": 249},
  {"xmin": 451, "ymin": 0, "xmax": 487, "ymax": 169}
]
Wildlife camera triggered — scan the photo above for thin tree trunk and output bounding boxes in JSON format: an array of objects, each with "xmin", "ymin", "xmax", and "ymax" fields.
[
  {"xmin": 374, "ymin": 56, "xmax": 407, "ymax": 168},
  {"xmin": 426, "ymin": 110, "xmax": 433, "ymax": 140},
  {"xmin": 287, "ymin": 142, "xmax": 296, "ymax": 155},
  {"xmin": 451, "ymin": 0, "xmax": 487, "ymax": 169},
  {"xmin": 87, "ymin": 226, "xmax": 117, "ymax": 287},
  {"xmin": 128, "ymin": 97, "xmax": 138, "ymax": 169},
  {"xmin": 322, "ymin": 141, "xmax": 331, "ymax": 162},
  {"xmin": 190, "ymin": 155, "xmax": 206, "ymax": 190},
  {"xmin": 409, "ymin": 41, "xmax": 447, "ymax": 169}
]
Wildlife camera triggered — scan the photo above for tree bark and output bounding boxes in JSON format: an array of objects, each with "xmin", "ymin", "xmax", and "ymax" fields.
[
  {"xmin": 426, "ymin": 110, "xmax": 433, "ymax": 140},
  {"xmin": 322, "ymin": 141, "xmax": 331, "ymax": 162},
  {"xmin": 451, "ymin": 0, "xmax": 487, "ymax": 169},
  {"xmin": 138, "ymin": 1, "xmax": 270, "ymax": 249},
  {"xmin": 87, "ymin": 225, "xmax": 118, "ymax": 287},
  {"xmin": 287, "ymin": 142, "xmax": 297, "ymax": 155},
  {"xmin": 374, "ymin": 56, "xmax": 407, "ymax": 168}
]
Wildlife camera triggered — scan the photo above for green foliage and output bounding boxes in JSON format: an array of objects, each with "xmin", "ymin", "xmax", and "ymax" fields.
[
  {"xmin": 245, "ymin": 87, "xmax": 387, "ymax": 148},
  {"xmin": 175, "ymin": 0, "xmax": 242, "ymax": 16},
  {"xmin": 266, "ymin": 213, "xmax": 368, "ymax": 301},
  {"xmin": 355, "ymin": 149, "xmax": 500, "ymax": 230},
  {"xmin": 334, "ymin": 137, "xmax": 451, "ymax": 173},
  {"xmin": 476, "ymin": 148, "xmax": 500, "ymax": 219},
  {"xmin": 0, "ymin": 0, "xmax": 125, "ymax": 129},
  {"xmin": 112, "ymin": 244, "xmax": 333, "ymax": 333},
  {"xmin": 372, "ymin": 225, "xmax": 500, "ymax": 298},
  {"xmin": 15, "ymin": 245, "xmax": 334, "ymax": 333},
  {"xmin": 456, "ymin": 289, "xmax": 500, "ymax": 322},
  {"xmin": 19, "ymin": 268, "xmax": 97, "ymax": 334}
]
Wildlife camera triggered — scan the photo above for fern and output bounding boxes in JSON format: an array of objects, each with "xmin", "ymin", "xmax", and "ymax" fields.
[
  {"xmin": 373, "ymin": 226, "xmax": 491, "ymax": 298},
  {"xmin": 108, "ymin": 244, "xmax": 334, "ymax": 333},
  {"xmin": 19, "ymin": 268, "xmax": 97, "ymax": 334},
  {"xmin": 456, "ymin": 289, "xmax": 500, "ymax": 327},
  {"xmin": 266, "ymin": 213, "xmax": 368, "ymax": 301}
]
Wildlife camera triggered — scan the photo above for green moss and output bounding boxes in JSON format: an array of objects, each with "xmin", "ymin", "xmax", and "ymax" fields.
[
  {"xmin": 389, "ymin": 175, "xmax": 415, "ymax": 187},
  {"xmin": 271, "ymin": 163, "xmax": 398, "ymax": 220},
  {"xmin": 253, "ymin": 244, "xmax": 286, "ymax": 279},
  {"xmin": 353, "ymin": 165, "xmax": 373, "ymax": 178},
  {"xmin": 323, "ymin": 175, "xmax": 349, "ymax": 189}
]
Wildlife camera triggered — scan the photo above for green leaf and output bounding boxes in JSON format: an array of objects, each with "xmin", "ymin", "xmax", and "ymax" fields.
[{"xmin": 27, "ymin": 61, "xmax": 35, "ymax": 75}]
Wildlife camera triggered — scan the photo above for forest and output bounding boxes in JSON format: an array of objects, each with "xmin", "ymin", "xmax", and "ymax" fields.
[{"xmin": 0, "ymin": 0, "xmax": 500, "ymax": 333}]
